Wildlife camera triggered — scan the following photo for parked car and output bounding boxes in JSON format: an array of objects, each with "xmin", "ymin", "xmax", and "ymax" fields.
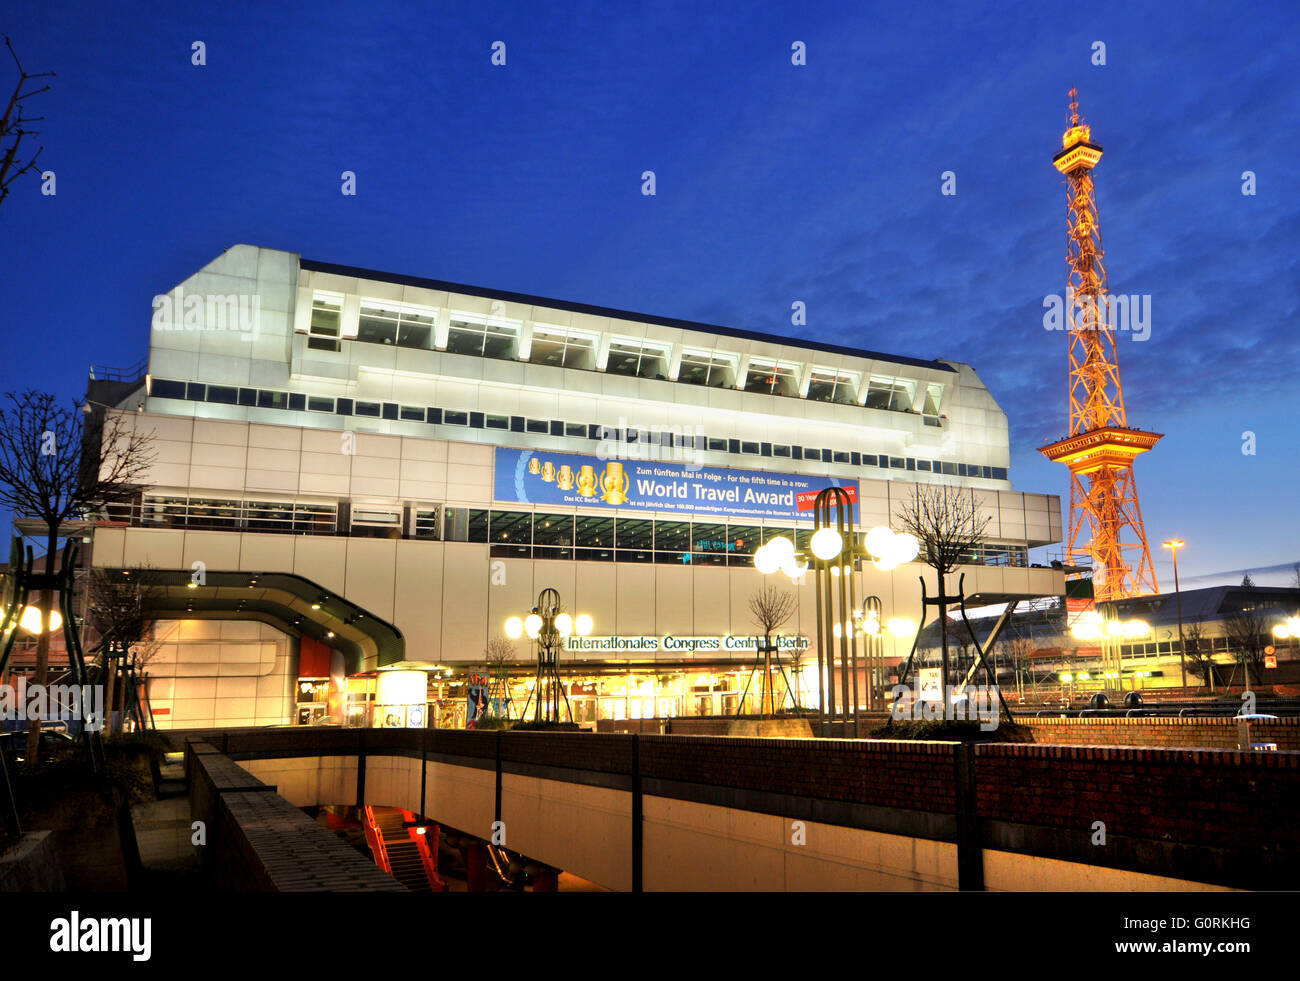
[{"xmin": 0, "ymin": 729, "xmax": 76, "ymax": 765}]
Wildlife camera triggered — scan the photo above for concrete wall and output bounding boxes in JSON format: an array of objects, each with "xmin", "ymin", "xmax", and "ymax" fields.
[
  {"xmin": 501, "ymin": 773, "xmax": 633, "ymax": 891},
  {"xmin": 147, "ymin": 619, "xmax": 294, "ymax": 729},
  {"xmin": 642, "ymin": 797, "xmax": 958, "ymax": 891},
  {"xmin": 235, "ymin": 751, "xmax": 955, "ymax": 892},
  {"xmin": 179, "ymin": 727, "xmax": 1293, "ymax": 892},
  {"xmin": 982, "ymin": 851, "xmax": 1234, "ymax": 892}
]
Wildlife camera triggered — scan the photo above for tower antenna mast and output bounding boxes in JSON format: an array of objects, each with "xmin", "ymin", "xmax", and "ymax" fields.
[{"xmin": 1040, "ymin": 89, "xmax": 1160, "ymax": 602}]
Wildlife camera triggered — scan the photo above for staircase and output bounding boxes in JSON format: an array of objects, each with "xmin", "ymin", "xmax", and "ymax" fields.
[{"xmin": 363, "ymin": 806, "xmax": 446, "ymax": 892}]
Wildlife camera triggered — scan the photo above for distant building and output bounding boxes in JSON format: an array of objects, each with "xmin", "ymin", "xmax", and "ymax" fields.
[{"xmin": 922, "ymin": 585, "xmax": 1300, "ymax": 694}]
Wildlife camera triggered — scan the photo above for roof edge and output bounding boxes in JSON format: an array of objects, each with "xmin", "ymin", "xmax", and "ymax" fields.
[{"xmin": 299, "ymin": 257, "xmax": 957, "ymax": 374}]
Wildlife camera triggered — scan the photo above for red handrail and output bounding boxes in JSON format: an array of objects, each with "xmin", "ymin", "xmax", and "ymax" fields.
[
  {"xmin": 401, "ymin": 809, "xmax": 446, "ymax": 891},
  {"xmin": 362, "ymin": 805, "xmax": 392, "ymax": 875}
]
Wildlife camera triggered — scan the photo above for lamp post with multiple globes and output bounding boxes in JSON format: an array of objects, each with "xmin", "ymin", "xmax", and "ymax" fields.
[
  {"xmin": 504, "ymin": 587, "xmax": 593, "ymax": 726},
  {"xmin": 752, "ymin": 487, "xmax": 919, "ymax": 735}
]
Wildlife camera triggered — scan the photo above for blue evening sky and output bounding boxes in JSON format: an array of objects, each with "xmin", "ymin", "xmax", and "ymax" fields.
[{"xmin": 2, "ymin": 0, "xmax": 1297, "ymax": 584}]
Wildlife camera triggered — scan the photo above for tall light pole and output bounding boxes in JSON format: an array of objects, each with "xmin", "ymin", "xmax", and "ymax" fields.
[
  {"xmin": 753, "ymin": 502, "xmax": 920, "ymax": 733},
  {"xmin": 504, "ymin": 588, "xmax": 593, "ymax": 726},
  {"xmin": 1162, "ymin": 539, "xmax": 1187, "ymax": 689}
]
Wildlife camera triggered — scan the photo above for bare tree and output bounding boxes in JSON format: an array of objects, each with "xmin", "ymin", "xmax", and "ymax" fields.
[
  {"xmin": 747, "ymin": 583, "xmax": 798, "ymax": 716},
  {"xmin": 748, "ymin": 582, "xmax": 798, "ymax": 637},
  {"xmin": 0, "ymin": 37, "xmax": 54, "ymax": 211},
  {"xmin": 1182, "ymin": 616, "xmax": 1216, "ymax": 691},
  {"xmin": 896, "ymin": 485, "xmax": 990, "ymax": 712},
  {"xmin": 483, "ymin": 635, "xmax": 516, "ymax": 719},
  {"xmin": 85, "ymin": 564, "xmax": 163, "ymax": 733},
  {"xmin": 1001, "ymin": 633, "xmax": 1036, "ymax": 700},
  {"xmin": 1223, "ymin": 578, "xmax": 1269, "ymax": 689},
  {"xmin": 0, "ymin": 395, "xmax": 154, "ymax": 763}
]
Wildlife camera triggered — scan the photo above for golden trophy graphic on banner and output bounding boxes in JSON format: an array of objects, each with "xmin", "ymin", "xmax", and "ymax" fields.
[
  {"xmin": 541, "ymin": 460, "xmax": 557, "ymax": 483},
  {"xmin": 527, "ymin": 456, "xmax": 542, "ymax": 475},
  {"xmin": 576, "ymin": 465, "xmax": 598, "ymax": 498},
  {"xmin": 600, "ymin": 461, "xmax": 630, "ymax": 505},
  {"xmin": 557, "ymin": 464, "xmax": 575, "ymax": 490}
]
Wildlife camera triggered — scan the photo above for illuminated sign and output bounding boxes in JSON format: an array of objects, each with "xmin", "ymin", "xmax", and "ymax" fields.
[
  {"xmin": 917, "ymin": 667, "xmax": 943, "ymax": 702},
  {"xmin": 562, "ymin": 634, "xmax": 811, "ymax": 654},
  {"xmin": 494, "ymin": 448, "xmax": 857, "ymax": 522}
]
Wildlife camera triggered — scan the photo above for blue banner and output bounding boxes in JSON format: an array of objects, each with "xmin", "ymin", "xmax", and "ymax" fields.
[{"xmin": 493, "ymin": 447, "xmax": 857, "ymax": 522}]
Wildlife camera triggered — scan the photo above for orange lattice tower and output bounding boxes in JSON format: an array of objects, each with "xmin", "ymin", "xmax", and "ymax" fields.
[{"xmin": 1040, "ymin": 89, "xmax": 1160, "ymax": 602}]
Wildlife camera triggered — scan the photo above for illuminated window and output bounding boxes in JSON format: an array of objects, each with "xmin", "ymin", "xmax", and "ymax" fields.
[
  {"xmin": 864, "ymin": 375, "xmax": 917, "ymax": 412},
  {"xmin": 446, "ymin": 312, "xmax": 521, "ymax": 360},
  {"xmin": 308, "ymin": 292, "xmax": 343, "ymax": 352},
  {"xmin": 489, "ymin": 510, "xmax": 532, "ymax": 558},
  {"xmin": 615, "ymin": 518, "xmax": 653, "ymax": 560},
  {"xmin": 605, "ymin": 338, "xmax": 669, "ymax": 380},
  {"xmin": 678, "ymin": 349, "xmax": 739, "ymax": 388},
  {"xmin": 358, "ymin": 299, "xmax": 436, "ymax": 349},
  {"xmin": 922, "ymin": 382, "xmax": 944, "ymax": 425},
  {"xmin": 653, "ymin": 520, "xmax": 690, "ymax": 562},
  {"xmin": 743, "ymin": 360, "xmax": 798, "ymax": 397},
  {"xmin": 806, "ymin": 368, "xmax": 860, "ymax": 405},
  {"xmin": 576, "ymin": 515, "xmax": 614, "ymax": 561},
  {"xmin": 533, "ymin": 513, "xmax": 574, "ymax": 551},
  {"xmin": 529, "ymin": 325, "xmax": 598, "ymax": 370}
]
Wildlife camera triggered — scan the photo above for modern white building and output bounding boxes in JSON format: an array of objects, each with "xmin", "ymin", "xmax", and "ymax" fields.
[{"xmin": 87, "ymin": 244, "xmax": 1064, "ymax": 729}]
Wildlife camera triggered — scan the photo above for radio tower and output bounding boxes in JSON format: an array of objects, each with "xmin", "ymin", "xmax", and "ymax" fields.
[{"xmin": 1040, "ymin": 89, "xmax": 1160, "ymax": 602}]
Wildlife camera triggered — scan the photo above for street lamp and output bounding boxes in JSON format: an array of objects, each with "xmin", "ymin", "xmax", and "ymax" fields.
[
  {"xmin": 18, "ymin": 605, "xmax": 63, "ymax": 634},
  {"xmin": 1162, "ymin": 539, "xmax": 1187, "ymax": 688},
  {"xmin": 507, "ymin": 588, "xmax": 593, "ymax": 726},
  {"xmin": 1071, "ymin": 609, "xmax": 1151, "ymax": 690},
  {"xmin": 1273, "ymin": 616, "xmax": 1300, "ymax": 640},
  {"xmin": 752, "ymin": 488, "xmax": 920, "ymax": 734}
]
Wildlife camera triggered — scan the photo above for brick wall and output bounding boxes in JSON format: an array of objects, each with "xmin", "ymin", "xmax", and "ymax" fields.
[
  {"xmin": 975, "ymin": 743, "xmax": 1300, "ymax": 855},
  {"xmin": 640, "ymin": 736, "xmax": 958, "ymax": 813},
  {"xmin": 502, "ymin": 731, "xmax": 633, "ymax": 773},
  {"xmin": 1023, "ymin": 716, "xmax": 1300, "ymax": 751},
  {"xmin": 187, "ymin": 741, "xmax": 405, "ymax": 892},
  {"xmin": 594, "ymin": 715, "xmax": 1300, "ymax": 750}
]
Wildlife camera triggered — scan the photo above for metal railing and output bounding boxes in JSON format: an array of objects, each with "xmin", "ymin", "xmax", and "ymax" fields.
[{"xmin": 89, "ymin": 357, "xmax": 149, "ymax": 383}]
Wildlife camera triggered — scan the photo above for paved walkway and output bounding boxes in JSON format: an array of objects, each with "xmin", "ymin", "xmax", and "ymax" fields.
[{"xmin": 130, "ymin": 760, "xmax": 202, "ymax": 890}]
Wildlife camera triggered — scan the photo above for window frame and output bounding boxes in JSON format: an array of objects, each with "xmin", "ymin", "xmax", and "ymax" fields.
[
  {"xmin": 308, "ymin": 291, "xmax": 344, "ymax": 353},
  {"xmin": 604, "ymin": 337, "xmax": 671, "ymax": 380},
  {"xmin": 743, "ymin": 359, "xmax": 799, "ymax": 397}
]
